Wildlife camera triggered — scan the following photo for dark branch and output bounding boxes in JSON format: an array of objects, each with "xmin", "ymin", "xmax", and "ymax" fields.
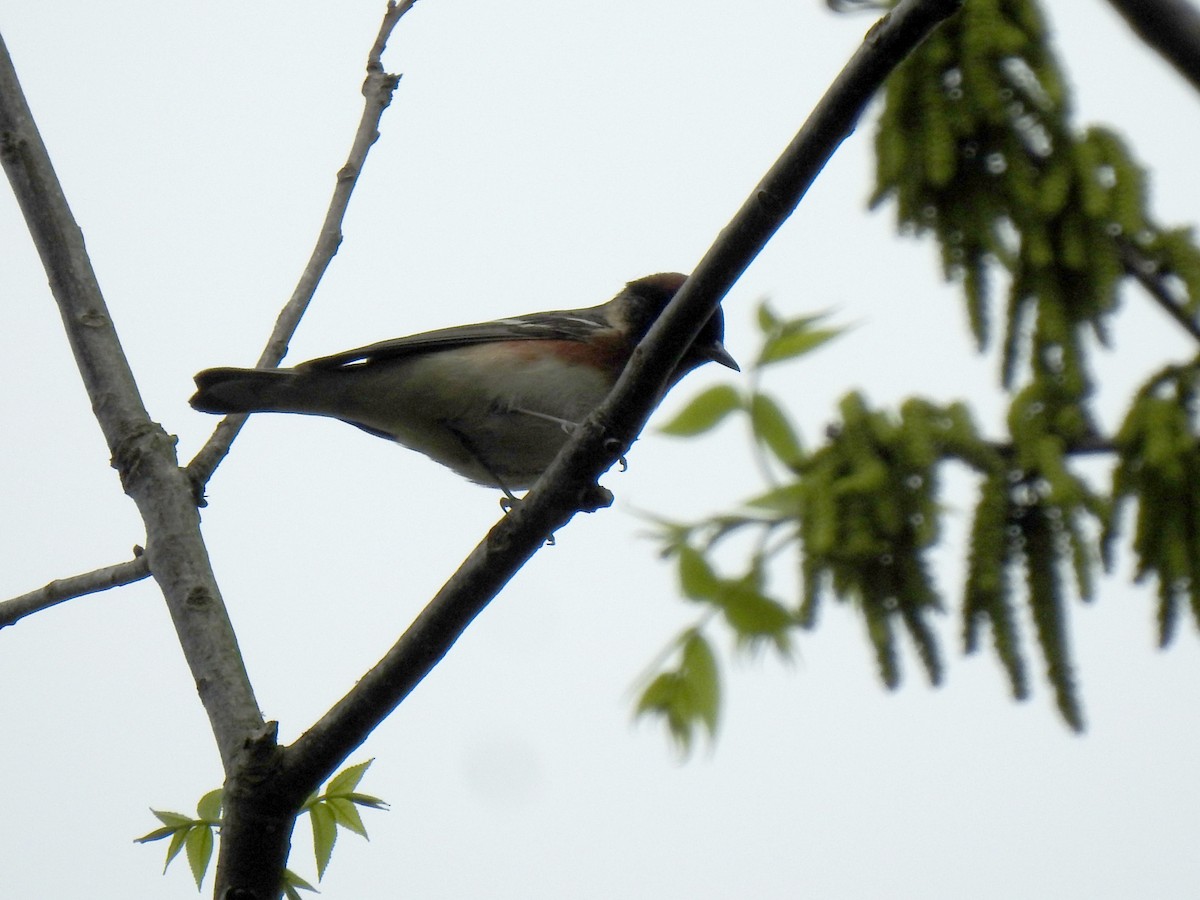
[
  {"xmin": 0, "ymin": 555, "xmax": 150, "ymax": 629},
  {"xmin": 277, "ymin": 0, "xmax": 965, "ymax": 803},
  {"xmin": 186, "ymin": 0, "xmax": 416, "ymax": 489},
  {"xmin": 1118, "ymin": 238, "xmax": 1200, "ymax": 344},
  {"xmin": 1103, "ymin": 0, "xmax": 1200, "ymax": 96},
  {"xmin": 0, "ymin": 30, "xmax": 264, "ymax": 771}
]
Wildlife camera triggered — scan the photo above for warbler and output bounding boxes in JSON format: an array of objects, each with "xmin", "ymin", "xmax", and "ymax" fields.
[{"xmin": 191, "ymin": 272, "xmax": 737, "ymax": 493}]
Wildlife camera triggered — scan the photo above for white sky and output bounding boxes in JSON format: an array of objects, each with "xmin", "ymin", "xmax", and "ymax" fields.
[{"xmin": 2, "ymin": 2, "xmax": 1199, "ymax": 898}]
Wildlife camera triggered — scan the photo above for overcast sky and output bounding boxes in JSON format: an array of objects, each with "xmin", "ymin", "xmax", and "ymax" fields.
[{"xmin": 3, "ymin": 2, "xmax": 1199, "ymax": 898}]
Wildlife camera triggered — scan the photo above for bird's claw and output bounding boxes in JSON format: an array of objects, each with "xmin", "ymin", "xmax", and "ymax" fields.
[
  {"xmin": 498, "ymin": 492, "xmax": 556, "ymax": 545},
  {"xmin": 599, "ymin": 437, "xmax": 628, "ymax": 472}
]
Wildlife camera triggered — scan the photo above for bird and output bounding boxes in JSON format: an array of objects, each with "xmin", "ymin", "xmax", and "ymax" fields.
[{"xmin": 190, "ymin": 272, "xmax": 738, "ymax": 495}]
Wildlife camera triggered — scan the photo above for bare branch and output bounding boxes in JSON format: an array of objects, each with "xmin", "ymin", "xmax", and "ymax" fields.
[
  {"xmin": 1103, "ymin": 0, "xmax": 1200, "ymax": 96},
  {"xmin": 277, "ymin": 0, "xmax": 964, "ymax": 800},
  {"xmin": 0, "ymin": 555, "xmax": 150, "ymax": 629},
  {"xmin": 187, "ymin": 0, "xmax": 418, "ymax": 490},
  {"xmin": 1118, "ymin": 238, "xmax": 1200, "ymax": 344},
  {"xmin": 0, "ymin": 32, "xmax": 263, "ymax": 769}
]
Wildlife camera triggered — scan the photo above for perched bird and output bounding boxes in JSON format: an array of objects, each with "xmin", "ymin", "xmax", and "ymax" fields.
[{"xmin": 190, "ymin": 272, "xmax": 737, "ymax": 494}]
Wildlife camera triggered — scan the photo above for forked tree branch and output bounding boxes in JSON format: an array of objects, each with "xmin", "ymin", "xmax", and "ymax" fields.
[
  {"xmin": 277, "ymin": 0, "xmax": 965, "ymax": 803},
  {"xmin": 0, "ymin": 32, "xmax": 265, "ymax": 773},
  {"xmin": 3, "ymin": 2, "xmax": 420, "ymax": 895},
  {"xmin": 0, "ymin": 1, "xmax": 417, "ymax": 629},
  {"xmin": 3, "ymin": 0, "xmax": 960, "ymax": 895}
]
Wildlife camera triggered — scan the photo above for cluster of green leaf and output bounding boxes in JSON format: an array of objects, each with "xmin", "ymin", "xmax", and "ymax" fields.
[
  {"xmin": 135, "ymin": 788, "xmax": 226, "ymax": 894},
  {"xmin": 636, "ymin": 629, "xmax": 721, "ymax": 754},
  {"xmin": 644, "ymin": 301, "xmax": 1109, "ymax": 735},
  {"xmin": 870, "ymin": 0, "xmax": 1200, "ymax": 679},
  {"xmin": 789, "ymin": 394, "xmax": 978, "ymax": 692},
  {"xmin": 634, "ymin": 305, "xmax": 839, "ymax": 752},
  {"xmin": 136, "ymin": 760, "xmax": 386, "ymax": 896},
  {"xmin": 962, "ymin": 378, "xmax": 1110, "ymax": 729},
  {"xmin": 872, "ymin": 0, "xmax": 1200, "ymax": 390},
  {"xmin": 1106, "ymin": 365, "xmax": 1200, "ymax": 645},
  {"xmin": 639, "ymin": 0, "xmax": 1200, "ymax": 744},
  {"xmin": 644, "ymin": 318, "xmax": 1194, "ymax": 742}
]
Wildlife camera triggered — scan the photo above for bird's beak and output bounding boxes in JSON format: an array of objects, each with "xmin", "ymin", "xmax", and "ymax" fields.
[{"xmin": 707, "ymin": 341, "xmax": 740, "ymax": 372}]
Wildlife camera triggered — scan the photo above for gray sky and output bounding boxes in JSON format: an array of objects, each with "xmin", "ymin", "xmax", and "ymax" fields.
[{"xmin": 3, "ymin": 2, "xmax": 1199, "ymax": 898}]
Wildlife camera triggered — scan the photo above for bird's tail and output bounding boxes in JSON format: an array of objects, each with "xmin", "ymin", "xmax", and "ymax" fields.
[{"xmin": 190, "ymin": 367, "xmax": 307, "ymax": 415}]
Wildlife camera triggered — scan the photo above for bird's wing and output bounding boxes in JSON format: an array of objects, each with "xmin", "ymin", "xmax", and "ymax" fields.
[{"xmin": 299, "ymin": 309, "xmax": 611, "ymax": 371}]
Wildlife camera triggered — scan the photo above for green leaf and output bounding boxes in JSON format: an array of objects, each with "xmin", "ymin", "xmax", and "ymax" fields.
[
  {"xmin": 195, "ymin": 788, "xmax": 223, "ymax": 823},
  {"xmin": 636, "ymin": 671, "xmax": 681, "ymax": 715},
  {"xmin": 744, "ymin": 482, "xmax": 805, "ymax": 513},
  {"xmin": 719, "ymin": 585, "xmax": 794, "ymax": 652},
  {"xmin": 757, "ymin": 327, "xmax": 841, "ymax": 367},
  {"xmin": 679, "ymin": 632, "xmax": 720, "ymax": 737},
  {"xmin": 134, "ymin": 825, "xmax": 179, "ymax": 844},
  {"xmin": 756, "ymin": 300, "xmax": 780, "ymax": 333},
  {"xmin": 1022, "ymin": 503, "xmax": 1085, "ymax": 731},
  {"xmin": 635, "ymin": 631, "xmax": 721, "ymax": 754},
  {"xmin": 163, "ymin": 827, "xmax": 189, "ymax": 874},
  {"xmin": 185, "ymin": 824, "xmax": 215, "ymax": 890},
  {"xmin": 328, "ymin": 797, "xmax": 368, "ymax": 838},
  {"xmin": 678, "ymin": 545, "xmax": 720, "ymax": 601},
  {"xmin": 863, "ymin": 601, "xmax": 899, "ymax": 690},
  {"xmin": 749, "ymin": 392, "xmax": 804, "ymax": 467},
  {"xmin": 658, "ymin": 384, "xmax": 742, "ymax": 436},
  {"xmin": 962, "ymin": 471, "xmax": 1028, "ymax": 700},
  {"xmin": 326, "ymin": 759, "xmax": 373, "ymax": 797},
  {"xmin": 898, "ymin": 602, "xmax": 943, "ymax": 686},
  {"xmin": 283, "ymin": 868, "xmax": 318, "ymax": 895},
  {"xmin": 310, "ymin": 802, "xmax": 338, "ymax": 880},
  {"xmin": 147, "ymin": 809, "xmax": 194, "ymax": 829},
  {"xmin": 635, "ymin": 672, "xmax": 688, "ymax": 745},
  {"xmin": 346, "ymin": 792, "xmax": 388, "ymax": 810},
  {"xmin": 757, "ymin": 301, "xmax": 840, "ymax": 336}
]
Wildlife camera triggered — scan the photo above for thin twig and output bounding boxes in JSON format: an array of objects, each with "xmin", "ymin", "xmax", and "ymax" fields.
[
  {"xmin": 0, "ymin": 556, "xmax": 150, "ymax": 629},
  {"xmin": 187, "ymin": 0, "xmax": 418, "ymax": 488},
  {"xmin": 277, "ymin": 0, "xmax": 965, "ymax": 802},
  {"xmin": 1118, "ymin": 238, "xmax": 1200, "ymax": 344}
]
